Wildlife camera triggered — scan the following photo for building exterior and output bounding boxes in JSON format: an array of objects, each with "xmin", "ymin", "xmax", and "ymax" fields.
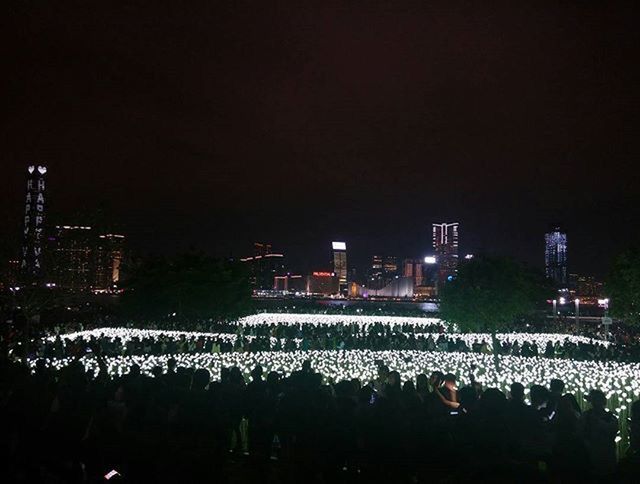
[
  {"xmin": 0, "ymin": 259, "xmax": 20, "ymax": 290},
  {"xmin": 21, "ymin": 165, "xmax": 47, "ymax": 281},
  {"xmin": 433, "ymin": 222, "xmax": 459, "ymax": 284},
  {"xmin": 382, "ymin": 256, "xmax": 398, "ymax": 281},
  {"xmin": 545, "ymin": 226, "xmax": 567, "ymax": 287},
  {"xmin": 94, "ymin": 233, "xmax": 125, "ymax": 291},
  {"xmin": 350, "ymin": 276, "xmax": 414, "ymax": 298},
  {"xmin": 306, "ymin": 271, "xmax": 340, "ymax": 295},
  {"xmin": 332, "ymin": 242, "xmax": 348, "ymax": 292},
  {"xmin": 254, "ymin": 242, "xmax": 272, "ymax": 257},
  {"xmin": 370, "ymin": 255, "xmax": 383, "ymax": 286},
  {"xmin": 274, "ymin": 274, "xmax": 305, "ymax": 293},
  {"xmin": 403, "ymin": 259, "xmax": 424, "ymax": 287},
  {"xmin": 241, "ymin": 243, "xmax": 285, "ymax": 290},
  {"xmin": 45, "ymin": 227, "xmax": 126, "ymax": 292},
  {"xmin": 49, "ymin": 225, "xmax": 94, "ymax": 291},
  {"xmin": 568, "ymin": 273, "xmax": 602, "ymax": 299}
]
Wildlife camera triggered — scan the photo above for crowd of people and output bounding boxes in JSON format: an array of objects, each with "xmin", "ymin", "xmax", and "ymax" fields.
[
  {"xmin": 23, "ymin": 321, "xmax": 640, "ymax": 363},
  {"xmin": 2, "ymin": 352, "xmax": 639, "ymax": 483}
]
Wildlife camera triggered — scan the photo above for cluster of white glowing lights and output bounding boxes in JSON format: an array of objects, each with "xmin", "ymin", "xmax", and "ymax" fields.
[
  {"xmin": 31, "ymin": 350, "xmax": 639, "ymax": 414},
  {"xmin": 237, "ymin": 313, "xmax": 445, "ymax": 329},
  {"xmin": 43, "ymin": 326, "xmax": 610, "ymax": 353}
]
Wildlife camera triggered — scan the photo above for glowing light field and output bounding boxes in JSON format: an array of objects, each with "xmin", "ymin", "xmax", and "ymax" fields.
[{"xmin": 32, "ymin": 313, "xmax": 640, "ymax": 452}]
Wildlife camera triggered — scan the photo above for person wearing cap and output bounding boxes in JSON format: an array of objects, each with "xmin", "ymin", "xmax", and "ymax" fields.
[{"xmin": 580, "ymin": 389, "xmax": 618, "ymax": 478}]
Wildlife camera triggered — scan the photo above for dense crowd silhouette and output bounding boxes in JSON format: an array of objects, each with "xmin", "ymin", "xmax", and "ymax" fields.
[
  {"xmin": 2, "ymin": 351, "xmax": 639, "ymax": 483},
  {"xmin": 3, "ymin": 311, "xmax": 640, "ymax": 482}
]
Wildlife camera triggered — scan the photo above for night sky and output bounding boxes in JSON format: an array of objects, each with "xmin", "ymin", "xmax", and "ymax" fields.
[{"xmin": 2, "ymin": 1, "xmax": 639, "ymax": 277}]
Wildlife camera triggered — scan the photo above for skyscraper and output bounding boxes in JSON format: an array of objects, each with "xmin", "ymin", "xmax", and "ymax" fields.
[
  {"xmin": 403, "ymin": 259, "xmax": 424, "ymax": 286},
  {"xmin": 371, "ymin": 255, "xmax": 383, "ymax": 277},
  {"xmin": 332, "ymin": 241, "xmax": 347, "ymax": 292},
  {"xmin": 94, "ymin": 233, "xmax": 125, "ymax": 290},
  {"xmin": 240, "ymin": 243, "xmax": 285, "ymax": 290},
  {"xmin": 545, "ymin": 226, "xmax": 567, "ymax": 287},
  {"xmin": 432, "ymin": 222, "xmax": 459, "ymax": 284},
  {"xmin": 21, "ymin": 165, "xmax": 47, "ymax": 281},
  {"xmin": 50, "ymin": 225, "xmax": 94, "ymax": 291},
  {"xmin": 382, "ymin": 256, "xmax": 398, "ymax": 279}
]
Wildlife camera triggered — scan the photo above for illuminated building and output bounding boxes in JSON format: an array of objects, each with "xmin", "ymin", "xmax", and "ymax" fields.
[
  {"xmin": 383, "ymin": 256, "xmax": 398, "ymax": 280},
  {"xmin": 274, "ymin": 274, "xmax": 305, "ymax": 293},
  {"xmin": 369, "ymin": 254, "xmax": 398, "ymax": 288},
  {"xmin": 332, "ymin": 242, "xmax": 348, "ymax": 292},
  {"xmin": 370, "ymin": 255, "xmax": 383, "ymax": 285},
  {"xmin": 403, "ymin": 259, "xmax": 424, "ymax": 286},
  {"xmin": 254, "ymin": 242, "xmax": 272, "ymax": 257},
  {"xmin": 20, "ymin": 165, "xmax": 47, "ymax": 281},
  {"xmin": 94, "ymin": 234, "xmax": 125, "ymax": 290},
  {"xmin": 350, "ymin": 276, "xmax": 414, "ymax": 298},
  {"xmin": 433, "ymin": 222, "xmax": 459, "ymax": 284},
  {"xmin": 545, "ymin": 226, "xmax": 567, "ymax": 287},
  {"xmin": 241, "ymin": 244, "xmax": 285, "ymax": 290},
  {"xmin": 568, "ymin": 273, "xmax": 602, "ymax": 298},
  {"xmin": 306, "ymin": 271, "xmax": 339, "ymax": 295},
  {"xmin": 50, "ymin": 225, "xmax": 94, "ymax": 291}
]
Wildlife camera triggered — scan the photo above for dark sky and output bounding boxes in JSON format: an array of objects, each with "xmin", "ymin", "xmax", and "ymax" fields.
[{"xmin": 2, "ymin": 1, "xmax": 639, "ymax": 276}]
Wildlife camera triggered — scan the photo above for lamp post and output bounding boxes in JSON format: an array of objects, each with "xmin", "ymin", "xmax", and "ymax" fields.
[
  {"xmin": 575, "ymin": 298, "xmax": 580, "ymax": 334},
  {"xmin": 552, "ymin": 299, "xmax": 557, "ymax": 324},
  {"xmin": 602, "ymin": 298, "xmax": 611, "ymax": 340}
]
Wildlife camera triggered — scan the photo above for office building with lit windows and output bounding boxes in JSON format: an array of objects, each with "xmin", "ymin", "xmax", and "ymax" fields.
[
  {"xmin": 545, "ymin": 226, "xmax": 567, "ymax": 287},
  {"xmin": 307, "ymin": 271, "xmax": 340, "ymax": 295},
  {"xmin": 94, "ymin": 233, "xmax": 125, "ymax": 291},
  {"xmin": 432, "ymin": 222, "xmax": 459, "ymax": 284},
  {"xmin": 403, "ymin": 259, "xmax": 423, "ymax": 287},
  {"xmin": 370, "ymin": 255, "xmax": 383, "ymax": 285},
  {"xmin": 241, "ymin": 243, "xmax": 285, "ymax": 290},
  {"xmin": 49, "ymin": 225, "xmax": 94, "ymax": 291},
  {"xmin": 332, "ymin": 242, "xmax": 347, "ymax": 292},
  {"xmin": 382, "ymin": 256, "xmax": 398, "ymax": 280}
]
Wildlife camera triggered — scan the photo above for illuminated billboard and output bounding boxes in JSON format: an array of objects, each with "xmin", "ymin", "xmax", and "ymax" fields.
[{"xmin": 332, "ymin": 241, "xmax": 346, "ymax": 251}]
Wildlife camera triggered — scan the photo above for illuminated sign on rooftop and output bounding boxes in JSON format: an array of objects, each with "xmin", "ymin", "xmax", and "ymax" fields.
[{"xmin": 332, "ymin": 241, "xmax": 346, "ymax": 251}]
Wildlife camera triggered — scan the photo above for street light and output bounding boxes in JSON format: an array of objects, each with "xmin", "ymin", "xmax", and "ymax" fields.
[
  {"xmin": 552, "ymin": 299, "xmax": 557, "ymax": 324},
  {"xmin": 575, "ymin": 298, "xmax": 580, "ymax": 334}
]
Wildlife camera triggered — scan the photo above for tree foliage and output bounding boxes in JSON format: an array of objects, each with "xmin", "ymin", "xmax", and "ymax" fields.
[
  {"xmin": 439, "ymin": 256, "xmax": 551, "ymax": 333},
  {"xmin": 121, "ymin": 252, "xmax": 252, "ymax": 320},
  {"xmin": 607, "ymin": 248, "xmax": 640, "ymax": 325}
]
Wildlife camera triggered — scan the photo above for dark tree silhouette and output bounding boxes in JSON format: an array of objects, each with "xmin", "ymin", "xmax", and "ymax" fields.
[
  {"xmin": 439, "ymin": 256, "xmax": 552, "ymax": 370},
  {"xmin": 607, "ymin": 248, "xmax": 640, "ymax": 326},
  {"xmin": 121, "ymin": 252, "xmax": 252, "ymax": 320}
]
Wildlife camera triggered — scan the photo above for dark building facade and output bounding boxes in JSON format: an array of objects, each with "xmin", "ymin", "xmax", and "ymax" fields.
[
  {"xmin": 94, "ymin": 233, "xmax": 125, "ymax": 291},
  {"xmin": 241, "ymin": 243, "xmax": 285, "ymax": 290},
  {"xmin": 382, "ymin": 256, "xmax": 398, "ymax": 280},
  {"xmin": 49, "ymin": 225, "xmax": 94, "ymax": 291},
  {"xmin": 306, "ymin": 271, "xmax": 339, "ymax": 295}
]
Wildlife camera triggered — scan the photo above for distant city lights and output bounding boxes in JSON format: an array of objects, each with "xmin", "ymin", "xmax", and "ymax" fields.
[{"xmin": 423, "ymin": 256, "xmax": 437, "ymax": 264}]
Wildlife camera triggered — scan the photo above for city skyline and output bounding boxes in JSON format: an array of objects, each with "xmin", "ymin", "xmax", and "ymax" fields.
[{"xmin": 0, "ymin": 163, "xmax": 627, "ymax": 282}]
